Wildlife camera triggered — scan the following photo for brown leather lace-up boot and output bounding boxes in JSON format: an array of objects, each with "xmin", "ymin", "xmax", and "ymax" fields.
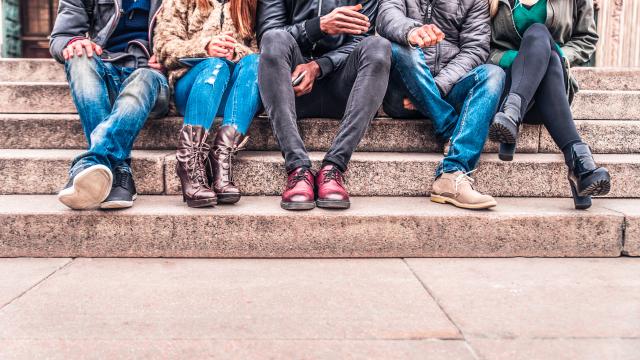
[
  {"xmin": 207, "ymin": 126, "xmax": 249, "ymax": 204},
  {"xmin": 176, "ymin": 125, "xmax": 217, "ymax": 208}
]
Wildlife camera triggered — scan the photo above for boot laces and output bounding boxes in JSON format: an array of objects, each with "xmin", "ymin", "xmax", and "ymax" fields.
[
  {"xmin": 454, "ymin": 169, "xmax": 477, "ymax": 193},
  {"xmin": 213, "ymin": 137, "xmax": 249, "ymax": 183},
  {"xmin": 187, "ymin": 143, "xmax": 209, "ymax": 185},
  {"xmin": 288, "ymin": 168, "xmax": 312, "ymax": 189}
]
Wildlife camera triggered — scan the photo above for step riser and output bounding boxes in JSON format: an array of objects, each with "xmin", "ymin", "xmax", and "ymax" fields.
[
  {"xmin": 1, "ymin": 60, "xmax": 638, "ymax": 91},
  {"xmin": 2, "ymin": 152, "xmax": 637, "ymax": 197},
  {"xmin": 2, "ymin": 116, "xmax": 639, "ymax": 154},
  {"xmin": 0, "ymin": 84, "xmax": 638, "ymax": 120},
  {"xmin": 0, "ymin": 197, "xmax": 623, "ymax": 257},
  {"xmin": 0, "ymin": 115, "xmax": 540, "ymax": 153}
]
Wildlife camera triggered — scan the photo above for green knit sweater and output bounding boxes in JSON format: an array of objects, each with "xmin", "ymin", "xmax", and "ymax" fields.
[{"xmin": 498, "ymin": 0, "xmax": 564, "ymax": 68}]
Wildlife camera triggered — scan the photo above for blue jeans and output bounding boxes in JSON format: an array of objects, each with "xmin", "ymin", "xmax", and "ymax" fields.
[
  {"xmin": 384, "ymin": 43, "xmax": 505, "ymax": 177},
  {"xmin": 174, "ymin": 55, "xmax": 261, "ymax": 135},
  {"xmin": 65, "ymin": 56, "xmax": 169, "ymax": 175}
]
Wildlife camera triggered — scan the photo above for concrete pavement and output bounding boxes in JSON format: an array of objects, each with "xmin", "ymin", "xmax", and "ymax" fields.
[{"xmin": 1, "ymin": 258, "xmax": 638, "ymax": 359}]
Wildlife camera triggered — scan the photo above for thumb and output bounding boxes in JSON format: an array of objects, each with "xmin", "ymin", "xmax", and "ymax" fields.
[{"xmin": 346, "ymin": 3, "xmax": 363, "ymax": 11}]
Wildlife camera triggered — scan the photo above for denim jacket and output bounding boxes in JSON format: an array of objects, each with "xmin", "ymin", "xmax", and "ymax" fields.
[{"xmin": 50, "ymin": 0, "xmax": 164, "ymax": 67}]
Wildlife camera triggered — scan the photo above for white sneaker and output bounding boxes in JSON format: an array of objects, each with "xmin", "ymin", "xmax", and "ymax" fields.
[{"xmin": 58, "ymin": 165, "xmax": 113, "ymax": 210}]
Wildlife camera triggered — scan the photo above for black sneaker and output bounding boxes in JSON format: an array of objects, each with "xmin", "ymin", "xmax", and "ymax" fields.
[
  {"xmin": 100, "ymin": 167, "xmax": 138, "ymax": 209},
  {"xmin": 58, "ymin": 164, "xmax": 113, "ymax": 210}
]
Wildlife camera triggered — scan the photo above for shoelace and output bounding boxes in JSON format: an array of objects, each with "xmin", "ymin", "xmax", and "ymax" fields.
[
  {"xmin": 323, "ymin": 166, "xmax": 342, "ymax": 183},
  {"xmin": 454, "ymin": 169, "xmax": 477, "ymax": 193},
  {"xmin": 288, "ymin": 169, "xmax": 312, "ymax": 189},
  {"xmin": 187, "ymin": 143, "xmax": 209, "ymax": 185},
  {"xmin": 213, "ymin": 137, "xmax": 249, "ymax": 183},
  {"xmin": 114, "ymin": 168, "xmax": 132, "ymax": 189}
]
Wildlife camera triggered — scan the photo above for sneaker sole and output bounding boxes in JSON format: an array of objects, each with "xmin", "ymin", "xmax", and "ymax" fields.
[
  {"xmin": 489, "ymin": 117, "xmax": 518, "ymax": 144},
  {"xmin": 58, "ymin": 165, "xmax": 113, "ymax": 210},
  {"xmin": 100, "ymin": 194, "xmax": 138, "ymax": 210},
  {"xmin": 316, "ymin": 200, "xmax": 351, "ymax": 209},
  {"xmin": 430, "ymin": 194, "xmax": 497, "ymax": 210},
  {"xmin": 281, "ymin": 201, "xmax": 316, "ymax": 211}
]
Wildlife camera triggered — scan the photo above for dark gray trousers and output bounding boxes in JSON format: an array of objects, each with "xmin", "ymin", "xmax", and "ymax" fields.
[{"xmin": 258, "ymin": 29, "xmax": 391, "ymax": 173}]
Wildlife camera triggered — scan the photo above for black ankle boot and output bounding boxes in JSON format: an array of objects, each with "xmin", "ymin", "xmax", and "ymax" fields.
[
  {"xmin": 567, "ymin": 142, "xmax": 611, "ymax": 210},
  {"xmin": 490, "ymin": 94, "xmax": 523, "ymax": 145}
]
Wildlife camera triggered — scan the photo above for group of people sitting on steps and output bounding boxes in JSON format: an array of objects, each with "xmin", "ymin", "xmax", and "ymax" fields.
[{"xmin": 51, "ymin": 0, "xmax": 611, "ymax": 212}]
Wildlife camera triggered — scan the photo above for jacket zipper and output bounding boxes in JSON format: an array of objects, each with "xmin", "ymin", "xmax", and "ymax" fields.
[
  {"xmin": 505, "ymin": 0, "xmax": 522, "ymax": 40},
  {"xmin": 425, "ymin": 1, "xmax": 441, "ymax": 74},
  {"xmin": 106, "ymin": 0, "xmax": 123, "ymax": 44},
  {"xmin": 311, "ymin": 0, "xmax": 323, "ymax": 58},
  {"xmin": 148, "ymin": 4, "xmax": 163, "ymax": 45}
]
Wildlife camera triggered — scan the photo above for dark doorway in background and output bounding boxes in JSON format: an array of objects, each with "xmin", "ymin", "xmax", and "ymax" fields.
[{"xmin": 20, "ymin": 0, "xmax": 59, "ymax": 57}]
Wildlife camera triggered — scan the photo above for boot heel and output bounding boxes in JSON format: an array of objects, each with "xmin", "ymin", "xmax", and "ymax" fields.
[
  {"xmin": 570, "ymin": 181, "xmax": 592, "ymax": 210},
  {"xmin": 499, "ymin": 143, "xmax": 516, "ymax": 161}
]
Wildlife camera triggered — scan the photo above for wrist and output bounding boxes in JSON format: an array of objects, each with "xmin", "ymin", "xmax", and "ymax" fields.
[{"xmin": 308, "ymin": 61, "xmax": 321, "ymax": 78}]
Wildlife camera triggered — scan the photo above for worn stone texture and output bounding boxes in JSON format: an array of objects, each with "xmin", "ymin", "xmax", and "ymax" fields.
[
  {"xmin": 2, "ymin": 83, "xmax": 638, "ymax": 119},
  {"xmin": 539, "ymin": 120, "xmax": 640, "ymax": 153},
  {"xmin": 600, "ymin": 199, "xmax": 640, "ymax": 256},
  {"xmin": 469, "ymin": 339, "xmax": 640, "ymax": 360},
  {"xmin": 570, "ymin": 90, "xmax": 640, "ymax": 120},
  {"xmin": 0, "ymin": 196, "xmax": 625, "ymax": 257},
  {"xmin": 0, "ymin": 82, "xmax": 76, "ymax": 113},
  {"xmin": 0, "ymin": 149, "xmax": 168, "ymax": 194},
  {"xmin": 405, "ymin": 258, "xmax": 640, "ymax": 338},
  {"xmin": 0, "ymin": 114, "xmax": 540, "ymax": 153},
  {"xmin": 3, "ymin": 59, "xmax": 637, "ymax": 90},
  {"xmin": 0, "ymin": 59, "xmax": 65, "ymax": 82},
  {"xmin": 572, "ymin": 67, "xmax": 640, "ymax": 91},
  {"xmin": 0, "ymin": 258, "xmax": 460, "ymax": 340},
  {"xmin": 0, "ymin": 258, "xmax": 70, "ymax": 306},
  {"xmin": 165, "ymin": 152, "xmax": 640, "ymax": 198},
  {"xmin": 0, "ymin": 340, "xmax": 474, "ymax": 360}
]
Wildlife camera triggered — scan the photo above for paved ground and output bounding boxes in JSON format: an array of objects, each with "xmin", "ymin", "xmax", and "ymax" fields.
[{"xmin": 1, "ymin": 258, "xmax": 638, "ymax": 359}]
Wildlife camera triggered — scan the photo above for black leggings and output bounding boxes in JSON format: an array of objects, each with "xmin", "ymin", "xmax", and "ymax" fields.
[{"xmin": 506, "ymin": 23, "xmax": 582, "ymax": 153}]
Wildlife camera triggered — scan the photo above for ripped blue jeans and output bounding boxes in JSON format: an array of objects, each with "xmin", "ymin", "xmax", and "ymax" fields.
[
  {"xmin": 65, "ymin": 55, "xmax": 169, "ymax": 176},
  {"xmin": 174, "ymin": 54, "xmax": 261, "ymax": 135}
]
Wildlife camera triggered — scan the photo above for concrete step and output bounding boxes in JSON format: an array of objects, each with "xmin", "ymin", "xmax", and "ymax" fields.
[
  {"xmin": 1, "ymin": 114, "xmax": 638, "ymax": 154},
  {"xmin": 0, "ymin": 195, "xmax": 631, "ymax": 257},
  {"xmin": 2, "ymin": 59, "xmax": 638, "ymax": 91},
  {"xmin": 0, "ymin": 114, "xmax": 541, "ymax": 153},
  {"xmin": 2, "ymin": 81, "xmax": 638, "ymax": 120},
  {"xmin": 1, "ymin": 149, "xmax": 638, "ymax": 198}
]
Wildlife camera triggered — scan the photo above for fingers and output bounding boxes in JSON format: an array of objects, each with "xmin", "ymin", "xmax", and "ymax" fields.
[
  {"xmin": 291, "ymin": 64, "xmax": 305, "ymax": 80},
  {"xmin": 94, "ymin": 44, "xmax": 103, "ymax": 56},
  {"xmin": 403, "ymin": 98, "xmax": 416, "ymax": 111},
  {"xmin": 334, "ymin": 21, "xmax": 369, "ymax": 34},
  {"xmin": 63, "ymin": 48, "xmax": 71, "ymax": 60},
  {"xmin": 294, "ymin": 76, "xmax": 313, "ymax": 96},
  {"xmin": 410, "ymin": 28, "xmax": 426, "ymax": 47},
  {"xmin": 431, "ymin": 24, "xmax": 445, "ymax": 41},
  {"xmin": 422, "ymin": 26, "xmax": 438, "ymax": 46},
  {"xmin": 74, "ymin": 42, "xmax": 85, "ymax": 57},
  {"xmin": 334, "ymin": 13, "xmax": 369, "ymax": 27},
  {"xmin": 209, "ymin": 45, "xmax": 232, "ymax": 58},
  {"xmin": 82, "ymin": 40, "xmax": 94, "ymax": 57}
]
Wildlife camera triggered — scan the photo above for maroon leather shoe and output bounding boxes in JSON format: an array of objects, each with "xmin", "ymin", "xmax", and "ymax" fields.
[
  {"xmin": 315, "ymin": 164, "xmax": 350, "ymax": 209},
  {"xmin": 281, "ymin": 167, "xmax": 316, "ymax": 210}
]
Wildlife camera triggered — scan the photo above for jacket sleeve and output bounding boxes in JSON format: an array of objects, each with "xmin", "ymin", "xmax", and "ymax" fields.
[
  {"xmin": 560, "ymin": 0, "xmax": 598, "ymax": 66},
  {"xmin": 434, "ymin": 0, "xmax": 491, "ymax": 95},
  {"xmin": 153, "ymin": 0, "xmax": 210, "ymax": 70},
  {"xmin": 256, "ymin": 0, "xmax": 325, "ymax": 52},
  {"xmin": 313, "ymin": 0, "xmax": 378, "ymax": 77},
  {"xmin": 376, "ymin": 0, "xmax": 423, "ymax": 46},
  {"xmin": 49, "ymin": 0, "xmax": 91, "ymax": 63}
]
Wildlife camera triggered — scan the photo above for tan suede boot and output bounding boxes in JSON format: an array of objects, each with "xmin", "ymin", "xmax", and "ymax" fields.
[{"xmin": 430, "ymin": 171, "xmax": 497, "ymax": 209}]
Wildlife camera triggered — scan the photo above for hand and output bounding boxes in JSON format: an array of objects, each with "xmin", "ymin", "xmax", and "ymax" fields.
[
  {"xmin": 63, "ymin": 39, "xmax": 103, "ymax": 60},
  {"xmin": 292, "ymin": 61, "xmax": 321, "ymax": 97},
  {"xmin": 408, "ymin": 24, "xmax": 445, "ymax": 47},
  {"xmin": 403, "ymin": 98, "xmax": 416, "ymax": 111},
  {"xmin": 320, "ymin": 4, "xmax": 370, "ymax": 36},
  {"xmin": 147, "ymin": 55, "xmax": 164, "ymax": 72},
  {"xmin": 207, "ymin": 32, "xmax": 237, "ymax": 59}
]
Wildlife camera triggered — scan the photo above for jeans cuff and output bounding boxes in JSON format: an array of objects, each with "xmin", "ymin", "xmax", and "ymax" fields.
[
  {"xmin": 435, "ymin": 162, "xmax": 467, "ymax": 178},
  {"xmin": 285, "ymin": 158, "xmax": 312, "ymax": 174},
  {"xmin": 322, "ymin": 156, "xmax": 347, "ymax": 173}
]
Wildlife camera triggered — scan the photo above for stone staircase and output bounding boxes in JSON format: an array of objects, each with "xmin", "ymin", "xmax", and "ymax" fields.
[{"xmin": 0, "ymin": 58, "xmax": 638, "ymax": 257}]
